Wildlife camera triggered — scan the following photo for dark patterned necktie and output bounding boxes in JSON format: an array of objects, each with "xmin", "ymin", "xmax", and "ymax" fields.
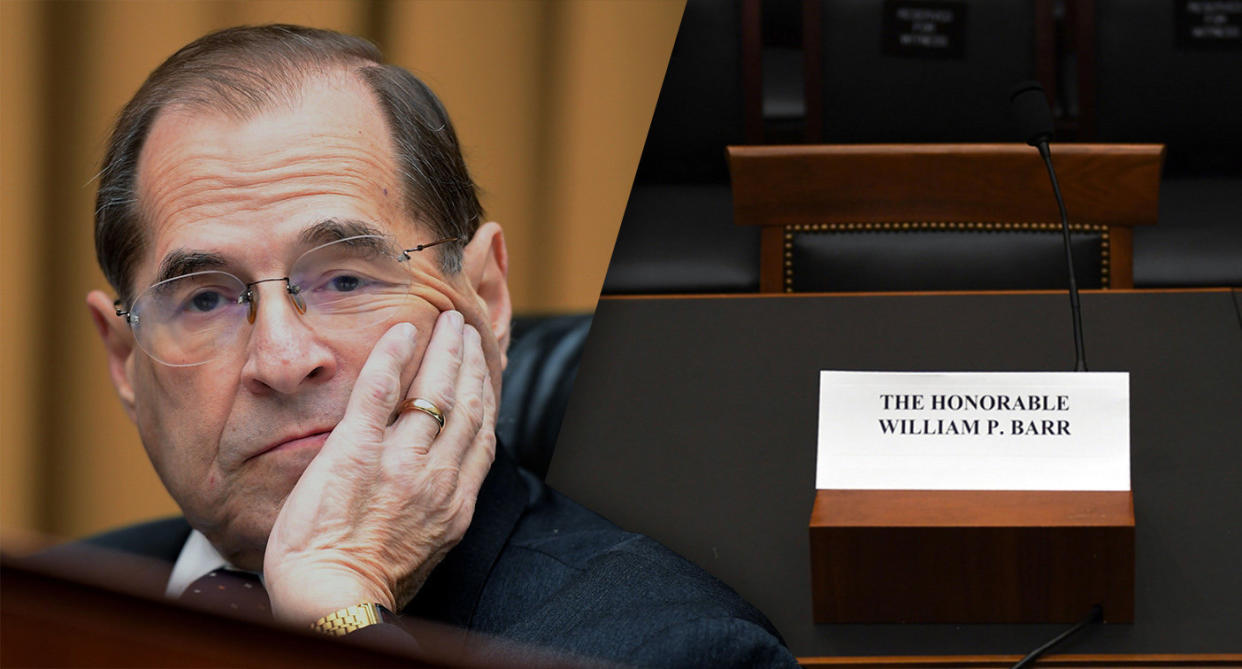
[{"xmin": 178, "ymin": 568, "xmax": 272, "ymax": 621}]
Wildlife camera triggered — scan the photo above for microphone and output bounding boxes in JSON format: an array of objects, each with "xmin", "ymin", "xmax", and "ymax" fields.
[
  {"xmin": 1010, "ymin": 81, "xmax": 1055, "ymax": 147},
  {"xmin": 1009, "ymin": 81, "xmax": 1088, "ymax": 372}
]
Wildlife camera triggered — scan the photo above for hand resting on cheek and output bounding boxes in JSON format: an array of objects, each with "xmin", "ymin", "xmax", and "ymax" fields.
[{"xmin": 262, "ymin": 310, "xmax": 497, "ymax": 627}]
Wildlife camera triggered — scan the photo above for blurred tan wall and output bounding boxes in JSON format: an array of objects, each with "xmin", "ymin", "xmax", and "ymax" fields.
[{"xmin": 0, "ymin": 0, "xmax": 682, "ymax": 544}]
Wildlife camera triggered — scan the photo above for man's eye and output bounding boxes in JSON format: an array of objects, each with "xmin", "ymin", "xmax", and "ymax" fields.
[
  {"xmin": 188, "ymin": 290, "xmax": 224, "ymax": 312},
  {"xmin": 329, "ymin": 274, "xmax": 362, "ymax": 292}
]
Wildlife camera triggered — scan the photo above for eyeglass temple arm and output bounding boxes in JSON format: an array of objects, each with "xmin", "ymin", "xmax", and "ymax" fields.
[{"xmin": 404, "ymin": 236, "xmax": 463, "ymax": 254}]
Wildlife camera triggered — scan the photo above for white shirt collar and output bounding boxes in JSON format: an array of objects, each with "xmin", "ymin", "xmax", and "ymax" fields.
[{"xmin": 165, "ymin": 529, "xmax": 232, "ymax": 598}]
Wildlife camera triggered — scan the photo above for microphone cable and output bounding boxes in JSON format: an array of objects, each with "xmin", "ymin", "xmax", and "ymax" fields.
[
  {"xmin": 1010, "ymin": 604, "xmax": 1103, "ymax": 669},
  {"xmin": 1010, "ymin": 80, "xmax": 1089, "ymax": 371}
]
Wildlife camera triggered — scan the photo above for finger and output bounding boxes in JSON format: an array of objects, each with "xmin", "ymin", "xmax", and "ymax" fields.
[
  {"xmin": 334, "ymin": 322, "xmax": 418, "ymax": 443},
  {"xmin": 426, "ymin": 324, "xmax": 489, "ymax": 468},
  {"xmin": 394, "ymin": 310, "xmax": 464, "ymax": 442},
  {"xmin": 457, "ymin": 366, "xmax": 498, "ymax": 499},
  {"xmin": 431, "ymin": 365, "xmax": 496, "ymax": 539}
]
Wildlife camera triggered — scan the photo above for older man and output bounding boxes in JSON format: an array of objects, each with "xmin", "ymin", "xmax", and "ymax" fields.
[{"xmin": 78, "ymin": 24, "xmax": 794, "ymax": 667}]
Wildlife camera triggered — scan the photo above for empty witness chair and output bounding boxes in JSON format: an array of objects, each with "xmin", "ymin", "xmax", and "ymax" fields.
[
  {"xmin": 603, "ymin": 0, "xmax": 761, "ymax": 294},
  {"xmin": 805, "ymin": 0, "xmax": 1052, "ymax": 143},
  {"xmin": 728, "ymin": 143, "xmax": 1163, "ymax": 292},
  {"xmin": 1078, "ymin": 0, "xmax": 1242, "ymax": 287}
]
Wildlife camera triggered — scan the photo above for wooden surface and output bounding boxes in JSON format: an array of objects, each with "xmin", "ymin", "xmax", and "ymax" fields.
[
  {"xmin": 802, "ymin": 0, "xmax": 824, "ymax": 143},
  {"xmin": 809, "ymin": 490, "xmax": 1135, "ymax": 623},
  {"xmin": 1, "ymin": 555, "xmax": 575, "ymax": 668},
  {"xmin": 728, "ymin": 144, "xmax": 1165, "ymax": 228},
  {"xmin": 1073, "ymin": 0, "xmax": 1099, "ymax": 139},
  {"xmin": 0, "ymin": 558, "xmax": 439, "ymax": 667},
  {"xmin": 811, "ymin": 490, "xmax": 1135, "ymax": 527},
  {"xmin": 1108, "ymin": 225, "xmax": 1133, "ymax": 289},
  {"xmin": 1034, "ymin": 0, "xmax": 1059, "ymax": 128},
  {"xmin": 741, "ymin": 0, "xmax": 764, "ymax": 144},
  {"xmin": 761, "ymin": 225, "xmax": 786, "ymax": 292}
]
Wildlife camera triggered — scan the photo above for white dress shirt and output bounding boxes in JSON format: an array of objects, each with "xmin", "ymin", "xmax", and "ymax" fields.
[{"xmin": 165, "ymin": 529, "xmax": 239, "ymax": 598}]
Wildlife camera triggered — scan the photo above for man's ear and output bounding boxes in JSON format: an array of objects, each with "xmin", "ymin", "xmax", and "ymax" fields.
[
  {"xmin": 460, "ymin": 221, "xmax": 512, "ymax": 369},
  {"xmin": 86, "ymin": 290, "xmax": 138, "ymax": 422}
]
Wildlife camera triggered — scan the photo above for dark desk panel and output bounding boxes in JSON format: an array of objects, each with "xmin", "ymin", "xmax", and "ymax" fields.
[{"xmin": 547, "ymin": 290, "xmax": 1242, "ymax": 657}]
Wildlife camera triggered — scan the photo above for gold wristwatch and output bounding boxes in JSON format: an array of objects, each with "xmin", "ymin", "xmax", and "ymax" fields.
[{"xmin": 309, "ymin": 602, "xmax": 395, "ymax": 637}]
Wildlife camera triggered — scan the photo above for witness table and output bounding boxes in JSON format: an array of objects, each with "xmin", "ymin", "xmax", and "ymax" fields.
[{"xmin": 547, "ymin": 289, "xmax": 1242, "ymax": 665}]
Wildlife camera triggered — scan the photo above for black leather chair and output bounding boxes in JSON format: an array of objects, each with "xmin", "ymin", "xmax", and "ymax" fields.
[
  {"xmin": 1086, "ymin": 0, "xmax": 1242, "ymax": 175},
  {"xmin": 602, "ymin": 0, "xmax": 761, "ymax": 295},
  {"xmin": 1078, "ymin": 0, "xmax": 1242, "ymax": 287},
  {"xmin": 805, "ymin": 0, "xmax": 1048, "ymax": 143},
  {"xmin": 497, "ymin": 314, "xmax": 592, "ymax": 480}
]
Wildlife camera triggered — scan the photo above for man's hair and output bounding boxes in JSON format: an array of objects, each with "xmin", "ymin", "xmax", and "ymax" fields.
[{"xmin": 96, "ymin": 24, "xmax": 483, "ymax": 304}]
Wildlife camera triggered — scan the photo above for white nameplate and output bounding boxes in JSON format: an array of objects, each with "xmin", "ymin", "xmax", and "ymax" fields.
[{"xmin": 817, "ymin": 371, "xmax": 1130, "ymax": 491}]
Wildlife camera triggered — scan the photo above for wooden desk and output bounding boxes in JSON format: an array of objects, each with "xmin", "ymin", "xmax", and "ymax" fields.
[{"xmin": 547, "ymin": 289, "xmax": 1242, "ymax": 665}]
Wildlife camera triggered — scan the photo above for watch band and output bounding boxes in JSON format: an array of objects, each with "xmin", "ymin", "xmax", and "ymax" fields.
[{"xmin": 309, "ymin": 602, "xmax": 390, "ymax": 637}]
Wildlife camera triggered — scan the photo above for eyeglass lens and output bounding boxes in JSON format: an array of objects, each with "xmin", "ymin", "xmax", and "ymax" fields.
[{"xmin": 128, "ymin": 236, "xmax": 414, "ymax": 366}]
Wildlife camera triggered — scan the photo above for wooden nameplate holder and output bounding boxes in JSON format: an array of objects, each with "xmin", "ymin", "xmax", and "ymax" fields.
[{"xmin": 809, "ymin": 489, "xmax": 1134, "ymax": 623}]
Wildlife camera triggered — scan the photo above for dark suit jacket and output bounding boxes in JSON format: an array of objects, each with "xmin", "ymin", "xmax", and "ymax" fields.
[{"xmin": 69, "ymin": 448, "xmax": 796, "ymax": 667}]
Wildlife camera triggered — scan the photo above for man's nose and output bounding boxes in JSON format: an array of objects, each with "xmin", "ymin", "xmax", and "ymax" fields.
[{"xmin": 239, "ymin": 281, "xmax": 337, "ymax": 396}]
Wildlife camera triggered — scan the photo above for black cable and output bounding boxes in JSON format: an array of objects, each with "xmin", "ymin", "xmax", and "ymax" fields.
[
  {"xmin": 1010, "ymin": 604, "xmax": 1103, "ymax": 669},
  {"xmin": 1037, "ymin": 141, "xmax": 1088, "ymax": 372}
]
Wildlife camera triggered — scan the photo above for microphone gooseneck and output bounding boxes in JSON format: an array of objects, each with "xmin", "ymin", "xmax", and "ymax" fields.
[{"xmin": 1010, "ymin": 81, "xmax": 1088, "ymax": 372}]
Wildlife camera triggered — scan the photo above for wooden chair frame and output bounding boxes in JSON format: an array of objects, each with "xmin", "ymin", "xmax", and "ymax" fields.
[{"xmin": 727, "ymin": 143, "xmax": 1166, "ymax": 292}]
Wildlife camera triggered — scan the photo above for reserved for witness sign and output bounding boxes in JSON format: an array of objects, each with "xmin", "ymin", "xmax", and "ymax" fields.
[{"xmin": 816, "ymin": 371, "xmax": 1130, "ymax": 491}]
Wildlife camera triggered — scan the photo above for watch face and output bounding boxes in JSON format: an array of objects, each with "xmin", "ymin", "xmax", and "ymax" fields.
[{"xmin": 376, "ymin": 603, "xmax": 400, "ymax": 626}]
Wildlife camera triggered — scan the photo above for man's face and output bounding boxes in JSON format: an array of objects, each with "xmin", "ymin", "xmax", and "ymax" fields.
[{"xmin": 91, "ymin": 72, "xmax": 507, "ymax": 569}]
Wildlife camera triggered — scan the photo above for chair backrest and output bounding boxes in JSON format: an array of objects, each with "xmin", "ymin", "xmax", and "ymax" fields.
[
  {"xmin": 805, "ymin": 0, "xmax": 1054, "ymax": 143},
  {"xmin": 1077, "ymin": 0, "xmax": 1242, "ymax": 175},
  {"xmin": 603, "ymin": 0, "xmax": 763, "ymax": 295},
  {"xmin": 728, "ymin": 143, "xmax": 1165, "ymax": 292},
  {"xmin": 497, "ymin": 314, "xmax": 592, "ymax": 479},
  {"xmin": 634, "ymin": 0, "xmax": 750, "ymax": 186}
]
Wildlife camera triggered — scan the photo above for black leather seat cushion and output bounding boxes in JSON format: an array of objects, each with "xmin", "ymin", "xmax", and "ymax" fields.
[
  {"xmin": 1134, "ymin": 178, "xmax": 1242, "ymax": 287},
  {"xmin": 606, "ymin": 0, "xmax": 757, "ymax": 296},
  {"xmin": 789, "ymin": 227, "xmax": 1105, "ymax": 292},
  {"xmin": 603, "ymin": 184, "xmax": 759, "ymax": 294}
]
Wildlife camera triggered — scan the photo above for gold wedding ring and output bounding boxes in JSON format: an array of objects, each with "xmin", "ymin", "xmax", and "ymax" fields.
[{"xmin": 398, "ymin": 397, "xmax": 445, "ymax": 434}]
